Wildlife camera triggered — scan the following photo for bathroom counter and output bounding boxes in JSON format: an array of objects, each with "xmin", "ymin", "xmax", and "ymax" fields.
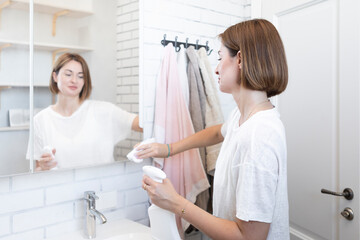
[{"xmin": 47, "ymin": 218, "xmax": 152, "ymax": 240}]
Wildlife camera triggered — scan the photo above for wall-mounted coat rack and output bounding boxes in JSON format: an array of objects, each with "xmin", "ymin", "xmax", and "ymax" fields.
[{"xmin": 161, "ymin": 34, "xmax": 213, "ymax": 55}]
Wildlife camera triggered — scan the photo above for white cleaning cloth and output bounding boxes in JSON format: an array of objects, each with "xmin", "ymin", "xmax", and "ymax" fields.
[
  {"xmin": 42, "ymin": 146, "xmax": 58, "ymax": 170},
  {"xmin": 127, "ymin": 138, "xmax": 156, "ymax": 163}
]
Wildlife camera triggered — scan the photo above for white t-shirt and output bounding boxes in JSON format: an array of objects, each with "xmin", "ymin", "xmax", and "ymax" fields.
[
  {"xmin": 27, "ymin": 100, "xmax": 136, "ymax": 169},
  {"xmin": 213, "ymin": 107, "xmax": 289, "ymax": 240}
]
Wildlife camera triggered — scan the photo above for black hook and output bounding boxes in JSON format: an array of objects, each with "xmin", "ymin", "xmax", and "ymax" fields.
[
  {"xmin": 196, "ymin": 39, "xmax": 199, "ymax": 50},
  {"xmin": 161, "ymin": 34, "xmax": 167, "ymax": 46},
  {"xmin": 185, "ymin": 38, "xmax": 189, "ymax": 48},
  {"xmin": 174, "ymin": 36, "xmax": 181, "ymax": 52},
  {"xmin": 205, "ymin": 41, "xmax": 213, "ymax": 55}
]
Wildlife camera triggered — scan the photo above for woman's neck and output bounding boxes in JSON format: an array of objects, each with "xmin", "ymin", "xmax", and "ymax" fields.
[
  {"xmin": 233, "ymin": 87, "xmax": 271, "ymax": 126},
  {"xmin": 52, "ymin": 95, "xmax": 84, "ymax": 117}
]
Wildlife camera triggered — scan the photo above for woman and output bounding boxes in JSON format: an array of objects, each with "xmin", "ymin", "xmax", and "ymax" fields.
[
  {"xmin": 28, "ymin": 53, "xmax": 142, "ymax": 171},
  {"xmin": 138, "ymin": 19, "xmax": 289, "ymax": 239}
]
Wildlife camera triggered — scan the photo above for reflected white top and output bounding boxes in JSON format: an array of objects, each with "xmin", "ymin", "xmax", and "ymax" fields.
[{"xmin": 27, "ymin": 100, "xmax": 136, "ymax": 169}]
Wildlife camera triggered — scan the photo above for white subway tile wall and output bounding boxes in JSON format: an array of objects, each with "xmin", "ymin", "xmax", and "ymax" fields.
[
  {"xmin": 12, "ymin": 204, "xmax": 73, "ymax": 232},
  {"xmin": 45, "ymin": 220, "xmax": 82, "ymax": 239},
  {"xmin": 96, "ymin": 191, "xmax": 118, "ymax": 211},
  {"xmin": 0, "ymin": 161, "xmax": 151, "ymax": 239},
  {"xmin": 0, "ymin": 178, "xmax": 9, "ymax": 193},
  {"xmin": 11, "ymin": 171, "xmax": 73, "ymax": 192},
  {"xmin": 115, "ymin": 0, "xmax": 142, "ymax": 161},
  {"xmin": 0, "ymin": 217, "xmax": 10, "ymax": 237},
  {"xmin": 0, "ymin": 0, "xmax": 251, "ymax": 239},
  {"xmin": 0, "ymin": 190, "xmax": 44, "ymax": 214}
]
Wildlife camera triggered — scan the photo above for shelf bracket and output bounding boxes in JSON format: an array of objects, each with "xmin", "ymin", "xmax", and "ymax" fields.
[
  {"xmin": 52, "ymin": 48, "xmax": 69, "ymax": 65},
  {"xmin": 0, "ymin": 43, "xmax": 11, "ymax": 69},
  {"xmin": 0, "ymin": 0, "xmax": 11, "ymax": 29},
  {"xmin": 52, "ymin": 10, "xmax": 70, "ymax": 36}
]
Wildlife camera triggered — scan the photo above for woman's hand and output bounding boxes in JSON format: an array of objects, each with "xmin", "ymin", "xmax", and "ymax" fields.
[
  {"xmin": 142, "ymin": 175, "xmax": 184, "ymax": 213},
  {"xmin": 35, "ymin": 149, "xmax": 57, "ymax": 171},
  {"xmin": 135, "ymin": 143, "xmax": 169, "ymax": 159}
]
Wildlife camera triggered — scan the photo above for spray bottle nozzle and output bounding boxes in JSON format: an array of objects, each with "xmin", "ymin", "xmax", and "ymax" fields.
[{"xmin": 142, "ymin": 166, "xmax": 166, "ymax": 183}]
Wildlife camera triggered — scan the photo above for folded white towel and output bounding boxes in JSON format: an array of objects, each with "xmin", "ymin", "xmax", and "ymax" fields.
[{"xmin": 127, "ymin": 138, "xmax": 156, "ymax": 163}]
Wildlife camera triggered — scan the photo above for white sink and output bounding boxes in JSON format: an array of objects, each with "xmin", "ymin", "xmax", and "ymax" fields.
[
  {"xmin": 47, "ymin": 219, "xmax": 152, "ymax": 240},
  {"xmin": 104, "ymin": 232, "xmax": 153, "ymax": 240}
]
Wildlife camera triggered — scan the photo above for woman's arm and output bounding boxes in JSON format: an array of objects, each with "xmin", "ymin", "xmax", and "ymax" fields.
[
  {"xmin": 131, "ymin": 115, "xmax": 143, "ymax": 132},
  {"xmin": 179, "ymin": 198, "xmax": 270, "ymax": 240},
  {"xmin": 135, "ymin": 124, "xmax": 224, "ymax": 159},
  {"xmin": 172, "ymin": 124, "xmax": 223, "ymax": 155},
  {"xmin": 142, "ymin": 175, "xmax": 270, "ymax": 240}
]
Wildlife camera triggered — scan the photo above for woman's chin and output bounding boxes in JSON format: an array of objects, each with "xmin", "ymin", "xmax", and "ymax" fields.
[{"xmin": 218, "ymin": 86, "xmax": 230, "ymax": 94}]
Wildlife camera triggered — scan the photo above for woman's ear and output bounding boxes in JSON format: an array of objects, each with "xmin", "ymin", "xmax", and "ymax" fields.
[
  {"xmin": 237, "ymin": 51, "xmax": 241, "ymax": 69},
  {"xmin": 52, "ymin": 71, "xmax": 58, "ymax": 83}
]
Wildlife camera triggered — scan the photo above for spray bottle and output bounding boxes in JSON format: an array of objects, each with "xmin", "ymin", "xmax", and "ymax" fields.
[{"xmin": 142, "ymin": 166, "xmax": 181, "ymax": 240}]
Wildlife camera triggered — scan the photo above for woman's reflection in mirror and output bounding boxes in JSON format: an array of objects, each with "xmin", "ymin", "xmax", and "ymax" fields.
[{"xmin": 27, "ymin": 53, "xmax": 142, "ymax": 171}]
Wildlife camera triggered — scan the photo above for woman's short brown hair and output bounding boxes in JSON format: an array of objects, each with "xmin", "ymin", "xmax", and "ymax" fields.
[
  {"xmin": 50, "ymin": 53, "xmax": 92, "ymax": 101},
  {"xmin": 219, "ymin": 19, "xmax": 288, "ymax": 97}
]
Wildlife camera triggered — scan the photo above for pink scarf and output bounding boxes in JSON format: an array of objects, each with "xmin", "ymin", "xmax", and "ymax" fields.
[{"xmin": 154, "ymin": 44, "xmax": 210, "ymax": 232}]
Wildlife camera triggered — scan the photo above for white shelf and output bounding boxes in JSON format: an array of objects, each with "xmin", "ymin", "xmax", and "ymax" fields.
[
  {"xmin": 34, "ymin": 42, "xmax": 92, "ymax": 52},
  {"xmin": 0, "ymin": 83, "xmax": 49, "ymax": 87},
  {"xmin": 0, "ymin": 39, "xmax": 92, "ymax": 52},
  {"xmin": 6, "ymin": 0, "xmax": 93, "ymax": 18},
  {"xmin": 0, "ymin": 126, "xmax": 29, "ymax": 132}
]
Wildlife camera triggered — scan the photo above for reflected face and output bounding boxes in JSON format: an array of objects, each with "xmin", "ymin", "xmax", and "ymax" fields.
[
  {"xmin": 215, "ymin": 44, "xmax": 240, "ymax": 94},
  {"xmin": 53, "ymin": 60, "xmax": 84, "ymax": 98}
]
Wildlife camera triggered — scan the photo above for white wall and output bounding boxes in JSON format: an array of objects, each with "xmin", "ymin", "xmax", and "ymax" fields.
[
  {"xmin": 114, "ymin": 0, "xmax": 142, "ymax": 161},
  {"xmin": 82, "ymin": 0, "xmax": 117, "ymax": 104},
  {"xmin": 139, "ymin": 0, "xmax": 251, "ymax": 139}
]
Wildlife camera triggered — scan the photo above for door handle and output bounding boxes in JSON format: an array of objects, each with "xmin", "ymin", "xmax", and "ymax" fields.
[
  {"xmin": 320, "ymin": 188, "xmax": 354, "ymax": 200},
  {"xmin": 341, "ymin": 207, "xmax": 354, "ymax": 221}
]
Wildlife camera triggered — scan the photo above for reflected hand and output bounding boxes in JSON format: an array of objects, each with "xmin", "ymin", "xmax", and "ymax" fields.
[
  {"xmin": 142, "ymin": 175, "xmax": 183, "ymax": 213},
  {"xmin": 36, "ymin": 148, "xmax": 57, "ymax": 171},
  {"xmin": 135, "ymin": 143, "xmax": 169, "ymax": 159}
]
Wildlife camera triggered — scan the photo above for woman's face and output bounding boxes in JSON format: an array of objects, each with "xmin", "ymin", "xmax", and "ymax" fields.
[
  {"xmin": 53, "ymin": 60, "xmax": 84, "ymax": 98},
  {"xmin": 215, "ymin": 43, "xmax": 241, "ymax": 94}
]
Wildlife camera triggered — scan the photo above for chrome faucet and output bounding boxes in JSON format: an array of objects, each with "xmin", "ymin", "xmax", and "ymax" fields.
[{"xmin": 84, "ymin": 191, "xmax": 107, "ymax": 239}]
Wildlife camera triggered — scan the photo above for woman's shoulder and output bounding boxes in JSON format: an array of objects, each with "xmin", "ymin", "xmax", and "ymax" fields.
[
  {"xmin": 82, "ymin": 100, "xmax": 115, "ymax": 115},
  {"xmin": 86, "ymin": 100, "xmax": 116, "ymax": 109},
  {"xmin": 86, "ymin": 100, "xmax": 131, "ymax": 119},
  {"xmin": 251, "ymin": 108, "xmax": 285, "ymax": 139}
]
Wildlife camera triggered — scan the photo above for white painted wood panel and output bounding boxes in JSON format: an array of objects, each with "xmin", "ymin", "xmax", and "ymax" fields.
[{"xmin": 259, "ymin": 0, "xmax": 360, "ymax": 239}]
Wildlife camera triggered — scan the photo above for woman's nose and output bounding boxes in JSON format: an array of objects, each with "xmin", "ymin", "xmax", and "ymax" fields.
[
  {"xmin": 215, "ymin": 65, "xmax": 219, "ymax": 75},
  {"xmin": 70, "ymin": 75, "xmax": 77, "ymax": 82}
]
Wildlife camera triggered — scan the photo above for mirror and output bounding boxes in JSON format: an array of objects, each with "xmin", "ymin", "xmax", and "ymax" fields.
[
  {"xmin": 0, "ymin": 0, "xmax": 30, "ymax": 175},
  {"xmin": 0, "ymin": 0, "xmax": 140, "ymax": 176}
]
